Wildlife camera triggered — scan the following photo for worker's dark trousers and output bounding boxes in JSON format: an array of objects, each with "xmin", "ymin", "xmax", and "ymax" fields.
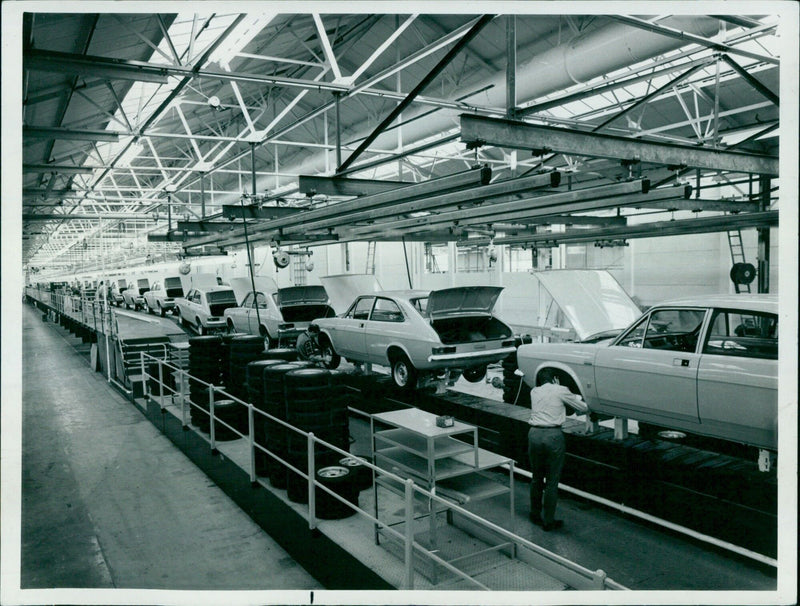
[{"xmin": 528, "ymin": 427, "xmax": 566, "ymax": 524}]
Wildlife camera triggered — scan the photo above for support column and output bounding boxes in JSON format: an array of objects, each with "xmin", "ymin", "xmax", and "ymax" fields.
[
  {"xmin": 506, "ymin": 15, "xmax": 516, "ymax": 117},
  {"xmin": 757, "ymin": 176, "xmax": 771, "ymax": 293}
]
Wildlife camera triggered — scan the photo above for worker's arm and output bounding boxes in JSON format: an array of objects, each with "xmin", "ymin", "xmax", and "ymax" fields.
[{"xmin": 561, "ymin": 390, "xmax": 588, "ymax": 414}]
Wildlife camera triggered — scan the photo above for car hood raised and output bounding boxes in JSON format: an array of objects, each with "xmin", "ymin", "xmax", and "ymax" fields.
[
  {"xmin": 276, "ymin": 285, "xmax": 329, "ymax": 307},
  {"xmin": 229, "ymin": 276, "xmax": 279, "ymax": 305},
  {"xmin": 319, "ymin": 274, "xmax": 383, "ymax": 314},
  {"xmin": 533, "ymin": 270, "xmax": 640, "ymax": 341},
  {"xmin": 427, "ymin": 286, "xmax": 504, "ymax": 318}
]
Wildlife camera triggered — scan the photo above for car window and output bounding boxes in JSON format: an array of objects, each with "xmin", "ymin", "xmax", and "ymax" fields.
[
  {"xmin": 242, "ymin": 293, "xmax": 253, "ymax": 307},
  {"xmin": 410, "ymin": 297, "xmax": 428, "ymax": 314},
  {"xmin": 703, "ymin": 309, "xmax": 778, "ymax": 360},
  {"xmin": 370, "ymin": 297, "xmax": 404, "ymax": 322},
  {"xmin": 350, "ymin": 297, "xmax": 375, "ymax": 320},
  {"xmin": 616, "ymin": 315, "xmax": 649, "ymax": 348},
  {"xmin": 254, "ymin": 292, "xmax": 268, "ymax": 308},
  {"xmin": 642, "ymin": 309, "xmax": 706, "ymax": 352},
  {"xmin": 206, "ymin": 290, "xmax": 237, "ymax": 304}
]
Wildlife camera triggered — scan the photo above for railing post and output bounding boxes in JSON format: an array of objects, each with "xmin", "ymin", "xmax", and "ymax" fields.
[
  {"xmin": 179, "ymin": 370, "xmax": 187, "ymax": 428},
  {"xmin": 593, "ymin": 569, "xmax": 607, "ymax": 589},
  {"xmin": 248, "ymin": 404, "xmax": 256, "ymax": 483},
  {"xmin": 158, "ymin": 360, "xmax": 165, "ymax": 410},
  {"xmin": 209, "ymin": 385, "xmax": 216, "ymax": 452},
  {"xmin": 140, "ymin": 352, "xmax": 147, "ymax": 399},
  {"xmin": 307, "ymin": 432, "xmax": 316, "ymax": 529},
  {"xmin": 404, "ymin": 478, "xmax": 415, "ymax": 590}
]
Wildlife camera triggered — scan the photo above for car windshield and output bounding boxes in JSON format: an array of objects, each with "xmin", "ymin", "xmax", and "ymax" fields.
[
  {"xmin": 137, "ymin": 279, "xmax": 148, "ymax": 288},
  {"xmin": 206, "ymin": 290, "xmax": 236, "ymax": 303},
  {"xmin": 164, "ymin": 277, "xmax": 182, "ymax": 289}
]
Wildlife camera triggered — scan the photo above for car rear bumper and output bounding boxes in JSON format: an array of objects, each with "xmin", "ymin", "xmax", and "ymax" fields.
[{"xmin": 427, "ymin": 346, "xmax": 516, "ymax": 364}]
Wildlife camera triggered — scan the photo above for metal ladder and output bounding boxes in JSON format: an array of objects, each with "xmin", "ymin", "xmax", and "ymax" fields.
[
  {"xmin": 727, "ymin": 229, "xmax": 750, "ymax": 293},
  {"xmin": 291, "ymin": 253, "xmax": 307, "ymax": 285},
  {"xmin": 365, "ymin": 241, "xmax": 376, "ymax": 274}
]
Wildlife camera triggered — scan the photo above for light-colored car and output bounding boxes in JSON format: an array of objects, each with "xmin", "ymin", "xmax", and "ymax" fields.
[
  {"xmin": 110, "ymin": 279, "xmax": 127, "ymax": 306},
  {"xmin": 224, "ymin": 276, "xmax": 335, "ymax": 345},
  {"xmin": 175, "ymin": 285, "xmax": 238, "ymax": 334},
  {"xmin": 516, "ymin": 294, "xmax": 778, "ymax": 451},
  {"xmin": 312, "ymin": 285, "xmax": 516, "ymax": 390},
  {"xmin": 122, "ymin": 277, "xmax": 150, "ymax": 310},
  {"xmin": 143, "ymin": 276, "xmax": 185, "ymax": 317}
]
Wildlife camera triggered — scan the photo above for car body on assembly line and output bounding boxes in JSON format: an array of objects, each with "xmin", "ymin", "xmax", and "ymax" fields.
[
  {"xmin": 311, "ymin": 284, "xmax": 516, "ymax": 390},
  {"xmin": 110, "ymin": 278, "xmax": 128, "ymax": 306},
  {"xmin": 175, "ymin": 284, "xmax": 238, "ymax": 334},
  {"xmin": 224, "ymin": 277, "xmax": 336, "ymax": 345},
  {"xmin": 516, "ymin": 294, "xmax": 778, "ymax": 452},
  {"xmin": 122, "ymin": 277, "xmax": 150, "ymax": 311},
  {"xmin": 143, "ymin": 276, "xmax": 185, "ymax": 317}
]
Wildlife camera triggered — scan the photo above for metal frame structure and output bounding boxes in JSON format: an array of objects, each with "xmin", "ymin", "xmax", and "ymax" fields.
[{"xmin": 18, "ymin": 11, "xmax": 781, "ymax": 277}]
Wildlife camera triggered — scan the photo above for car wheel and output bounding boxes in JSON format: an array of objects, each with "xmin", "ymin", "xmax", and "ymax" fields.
[
  {"xmin": 159, "ymin": 303, "xmax": 166, "ymax": 317},
  {"xmin": 320, "ymin": 338, "xmax": 341, "ymax": 369},
  {"xmin": 146, "ymin": 302, "xmax": 153, "ymax": 315},
  {"xmin": 295, "ymin": 332, "xmax": 318, "ymax": 360},
  {"xmin": 196, "ymin": 318, "xmax": 206, "ymax": 336},
  {"xmin": 463, "ymin": 367, "xmax": 487, "ymax": 383},
  {"xmin": 391, "ymin": 354, "xmax": 418, "ymax": 390}
]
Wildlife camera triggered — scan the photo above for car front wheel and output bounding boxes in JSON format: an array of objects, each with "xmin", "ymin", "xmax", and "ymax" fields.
[
  {"xmin": 196, "ymin": 318, "xmax": 206, "ymax": 335},
  {"xmin": 391, "ymin": 354, "xmax": 418, "ymax": 390}
]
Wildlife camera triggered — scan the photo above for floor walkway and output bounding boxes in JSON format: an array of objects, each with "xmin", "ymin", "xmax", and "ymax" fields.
[{"xmin": 18, "ymin": 304, "xmax": 321, "ymax": 595}]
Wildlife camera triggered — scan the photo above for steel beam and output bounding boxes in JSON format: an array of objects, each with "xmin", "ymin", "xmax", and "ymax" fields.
[
  {"xmin": 219, "ymin": 205, "xmax": 304, "ymax": 220},
  {"xmin": 182, "ymin": 166, "xmax": 491, "ymax": 248},
  {"xmin": 23, "ymin": 213, "xmax": 156, "ymax": 221},
  {"xmin": 24, "ymin": 126, "xmax": 121, "ymax": 143},
  {"xmin": 24, "ymin": 49, "xmax": 170, "ymax": 83},
  {"xmin": 611, "ymin": 16, "xmax": 779, "ymax": 66},
  {"xmin": 634, "ymin": 198, "xmax": 759, "ymax": 212},
  {"xmin": 298, "ymin": 175, "xmax": 411, "ymax": 196},
  {"xmin": 720, "ymin": 54, "xmax": 779, "ymax": 106},
  {"xmin": 492, "ymin": 210, "xmax": 778, "ymax": 247},
  {"xmin": 337, "ymin": 14, "xmax": 495, "ymax": 172},
  {"xmin": 461, "ymin": 115, "xmax": 779, "ymax": 176},
  {"xmin": 176, "ymin": 221, "xmax": 242, "ymax": 233},
  {"xmin": 345, "ymin": 178, "xmax": 650, "ymax": 236},
  {"xmin": 24, "ymin": 164, "xmax": 97, "ymax": 175}
]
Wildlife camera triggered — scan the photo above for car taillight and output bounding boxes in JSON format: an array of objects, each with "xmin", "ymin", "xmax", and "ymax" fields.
[
  {"xmin": 432, "ymin": 346, "xmax": 456, "ymax": 355},
  {"xmin": 502, "ymin": 340, "xmax": 515, "ymax": 347}
]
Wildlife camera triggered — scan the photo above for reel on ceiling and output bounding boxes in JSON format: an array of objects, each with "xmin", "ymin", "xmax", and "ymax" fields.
[{"xmin": 273, "ymin": 249, "xmax": 291, "ymax": 269}]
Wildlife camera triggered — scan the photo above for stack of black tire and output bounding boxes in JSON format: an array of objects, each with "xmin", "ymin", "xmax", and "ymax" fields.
[
  {"xmin": 262, "ymin": 361, "xmax": 313, "ymax": 489},
  {"xmin": 219, "ymin": 332, "xmax": 247, "ymax": 389},
  {"xmin": 216, "ymin": 335, "xmax": 266, "ymax": 438},
  {"xmin": 284, "ymin": 368, "xmax": 357, "ymax": 518},
  {"xmin": 246, "ymin": 358, "xmax": 292, "ymax": 476},
  {"xmin": 502, "ymin": 335, "xmax": 533, "ymax": 407},
  {"xmin": 188, "ymin": 335, "xmax": 223, "ymax": 431}
]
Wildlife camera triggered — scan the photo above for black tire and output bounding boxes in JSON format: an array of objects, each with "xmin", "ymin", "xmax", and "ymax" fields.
[
  {"xmin": 284, "ymin": 367, "xmax": 331, "ymax": 388},
  {"xmin": 159, "ymin": 303, "xmax": 166, "ymax": 317},
  {"xmin": 315, "ymin": 465, "xmax": 358, "ymax": 520},
  {"xmin": 391, "ymin": 353, "xmax": 417, "ymax": 390},
  {"xmin": 320, "ymin": 339, "xmax": 340, "ymax": 369},
  {"xmin": 264, "ymin": 347, "xmax": 299, "ymax": 362},
  {"xmin": 338, "ymin": 455, "xmax": 373, "ymax": 491},
  {"xmin": 227, "ymin": 319, "xmax": 235, "ymax": 333},
  {"xmin": 195, "ymin": 318, "xmax": 206, "ymax": 335},
  {"xmin": 463, "ymin": 367, "xmax": 487, "ymax": 383}
]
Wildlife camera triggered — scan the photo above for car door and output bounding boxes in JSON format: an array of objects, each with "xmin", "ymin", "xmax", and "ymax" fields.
[
  {"xmin": 334, "ymin": 296, "xmax": 374, "ymax": 359},
  {"xmin": 594, "ymin": 307, "xmax": 708, "ymax": 426},
  {"xmin": 697, "ymin": 308, "xmax": 778, "ymax": 449},
  {"xmin": 247, "ymin": 292, "xmax": 268, "ymax": 334},
  {"xmin": 364, "ymin": 297, "xmax": 406, "ymax": 364}
]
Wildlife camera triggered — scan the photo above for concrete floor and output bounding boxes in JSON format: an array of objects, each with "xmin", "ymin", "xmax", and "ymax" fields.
[{"xmin": 18, "ymin": 304, "xmax": 322, "ymax": 595}]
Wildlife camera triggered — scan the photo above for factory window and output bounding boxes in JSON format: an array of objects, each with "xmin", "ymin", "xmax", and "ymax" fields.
[
  {"xmin": 456, "ymin": 246, "xmax": 486, "ymax": 273},
  {"xmin": 424, "ymin": 243, "xmax": 448, "ymax": 273},
  {"xmin": 505, "ymin": 246, "xmax": 534, "ymax": 272}
]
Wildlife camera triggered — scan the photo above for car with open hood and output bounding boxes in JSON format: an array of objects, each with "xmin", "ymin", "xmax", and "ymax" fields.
[
  {"xmin": 515, "ymin": 294, "xmax": 778, "ymax": 453},
  {"xmin": 223, "ymin": 277, "xmax": 336, "ymax": 345},
  {"xmin": 311, "ymin": 280, "xmax": 516, "ymax": 390},
  {"xmin": 109, "ymin": 278, "xmax": 128, "ymax": 306},
  {"xmin": 175, "ymin": 283, "xmax": 238, "ymax": 335},
  {"xmin": 143, "ymin": 276, "xmax": 185, "ymax": 317},
  {"xmin": 122, "ymin": 277, "xmax": 150, "ymax": 311}
]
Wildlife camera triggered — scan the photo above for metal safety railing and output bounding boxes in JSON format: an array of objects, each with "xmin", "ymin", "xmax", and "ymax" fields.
[{"xmin": 136, "ymin": 350, "xmax": 625, "ymax": 591}]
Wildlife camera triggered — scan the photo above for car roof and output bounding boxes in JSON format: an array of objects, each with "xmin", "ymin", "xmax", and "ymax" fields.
[
  {"xmin": 367, "ymin": 290, "xmax": 430, "ymax": 299},
  {"xmin": 652, "ymin": 294, "xmax": 778, "ymax": 314}
]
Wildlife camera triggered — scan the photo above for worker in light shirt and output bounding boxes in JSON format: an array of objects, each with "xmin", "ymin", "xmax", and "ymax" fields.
[{"xmin": 527, "ymin": 369, "xmax": 588, "ymax": 531}]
